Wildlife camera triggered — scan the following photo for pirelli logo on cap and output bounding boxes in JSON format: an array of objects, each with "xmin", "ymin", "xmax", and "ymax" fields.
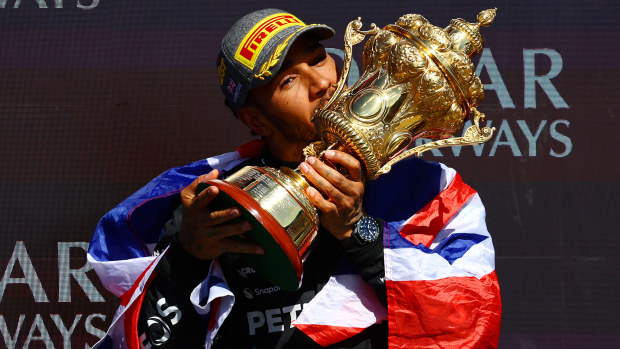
[{"xmin": 234, "ymin": 13, "xmax": 305, "ymax": 70}]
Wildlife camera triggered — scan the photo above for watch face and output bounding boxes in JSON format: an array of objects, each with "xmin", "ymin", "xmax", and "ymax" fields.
[{"xmin": 355, "ymin": 215, "xmax": 380, "ymax": 242}]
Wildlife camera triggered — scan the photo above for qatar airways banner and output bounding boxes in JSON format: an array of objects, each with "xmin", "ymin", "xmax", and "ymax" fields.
[{"xmin": 0, "ymin": 0, "xmax": 618, "ymax": 348}]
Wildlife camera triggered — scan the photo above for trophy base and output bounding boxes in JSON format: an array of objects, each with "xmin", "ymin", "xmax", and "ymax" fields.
[{"xmin": 198, "ymin": 179, "xmax": 303, "ymax": 291}]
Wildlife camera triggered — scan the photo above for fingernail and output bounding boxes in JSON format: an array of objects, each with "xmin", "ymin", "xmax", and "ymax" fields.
[
  {"xmin": 307, "ymin": 156, "xmax": 316, "ymax": 165},
  {"xmin": 325, "ymin": 150, "xmax": 335, "ymax": 157},
  {"xmin": 300, "ymin": 162, "xmax": 309, "ymax": 172},
  {"xmin": 306, "ymin": 187, "xmax": 318, "ymax": 199},
  {"xmin": 230, "ymin": 208, "xmax": 240, "ymax": 217},
  {"xmin": 242, "ymin": 222, "xmax": 252, "ymax": 231},
  {"xmin": 207, "ymin": 187, "xmax": 217, "ymax": 195},
  {"xmin": 255, "ymin": 247, "xmax": 265, "ymax": 255}
]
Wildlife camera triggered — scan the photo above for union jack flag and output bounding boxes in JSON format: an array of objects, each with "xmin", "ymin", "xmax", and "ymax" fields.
[
  {"xmin": 294, "ymin": 161, "xmax": 502, "ymax": 348},
  {"xmin": 88, "ymin": 140, "xmax": 501, "ymax": 348}
]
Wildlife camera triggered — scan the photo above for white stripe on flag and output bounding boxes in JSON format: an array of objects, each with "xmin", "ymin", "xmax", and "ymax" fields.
[
  {"xmin": 295, "ymin": 273, "xmax": 386, "ymax": 328},
  {"xmin": 438, "ymin": 163, "xmax": 457, "ymax": 193},
  {"xmin": 189, "ymin": 260, "xmax": 235, "ymax": 349},
  {"xmin": 429, "ymin": 192, "xmax": 490, "ymax": 249},
  {"xmin": 387, "ymin": 194, "xmax": 495, "ymax": 282},
  {"xmin": 206, "ymin": 150, "xmax": 249, "ymax": 171},
  {"xmin": 87, "ymin": 253, "xmax": 157, "ymax": 297},
  {"xmin": 91, "ymin": 250, "xmax": 165, "ymax": 349},
  {"xmin": 386, "ymin": 237, "xmax": 496, "ymax": 282}
]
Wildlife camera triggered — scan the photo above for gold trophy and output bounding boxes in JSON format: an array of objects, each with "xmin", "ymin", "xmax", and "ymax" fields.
[{"xmin": 202, "ymin": 9, "xmax": 497, "ymax": 291}]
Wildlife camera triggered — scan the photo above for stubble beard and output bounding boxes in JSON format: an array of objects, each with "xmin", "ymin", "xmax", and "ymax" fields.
[
  {"xmin": 278, "ymin": 91, "xmax": 335, "ymax": 146},
  {"xmin": 277, "ymin": 117, "xmax": 319, "ymax": 146}
]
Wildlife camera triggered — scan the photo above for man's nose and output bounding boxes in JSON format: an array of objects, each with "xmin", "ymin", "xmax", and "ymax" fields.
[{"xmin": 306, "ymin": 67, "xmax": 333, "ymax": 99}]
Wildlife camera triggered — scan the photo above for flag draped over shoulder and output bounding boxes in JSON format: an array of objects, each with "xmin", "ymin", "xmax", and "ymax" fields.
[
  {"xmin": 87, "ymin": 141, "xmax": 265, "ymax": 349},
  {"xmin": 88, "ymin": 139, "xmax": 501, "ymax": 348},
  {"xmin": 294, "ymin": 158, "xmax": 502, "ymax": 348}
]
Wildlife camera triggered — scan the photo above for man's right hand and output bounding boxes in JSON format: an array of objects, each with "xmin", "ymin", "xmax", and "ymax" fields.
[{"xmin": 177, "ymin": 169, "xmax": 265, "ymax": 260}]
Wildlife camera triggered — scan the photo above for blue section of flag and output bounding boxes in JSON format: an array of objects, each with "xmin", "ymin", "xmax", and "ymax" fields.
[
  {"xmin": 96, "ymin": 334, "xmax": 112, "ymax": 349},
  {"xmin": 387, "ymin": 228, "xmax": 488, "ymax": 264},
  {"xmin": 364, "ymin": 157, "xmax": 442, "ymax": 222},
  {"xmin": 431, "ymin": 233, "xmax": 488, "ymax": 264},
  {"xmin": 89, "ymin": 158, "xmax": 214, "ymax": 262},
  {"xmin": 199, "ymin": 275, "xmax": 227, "ymax": 306}
]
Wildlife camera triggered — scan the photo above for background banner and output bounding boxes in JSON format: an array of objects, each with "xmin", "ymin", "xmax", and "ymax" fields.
[{"xmin": 0, "ymin": 0, "xmax": 618, "ymax": 347}]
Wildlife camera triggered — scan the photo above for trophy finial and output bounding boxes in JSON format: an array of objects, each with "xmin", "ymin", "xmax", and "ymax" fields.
[
  {"xmin": 477, "ymin": 8, "xmax": 497, "ymax": 27},
  {"xmin": 446, "ymin": 8, "xmax": 497, "ymax": 56}
]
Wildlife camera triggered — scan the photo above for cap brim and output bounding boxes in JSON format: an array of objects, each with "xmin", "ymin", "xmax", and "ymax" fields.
[
  {"xmin": 251, "ymin": 24, "xmax": 335, "ymax": 88},
  {"xmin": 301, "ymin": 24, "xmax": 335, "ymax": 42}
]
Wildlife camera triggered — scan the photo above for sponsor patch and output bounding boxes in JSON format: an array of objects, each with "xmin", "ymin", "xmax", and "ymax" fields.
[
  {"xmin": 234, "ymin": 13, "xmax": 305, "ymax": 70},
  {"xmin": 217, "ymin": 57, "xmax": 226, "ymax": 85},
  {"xmin": 243, "ymin": 288, "xmax": 254, "ymax": 299},
  {"xmin": 226, "ymin": 78, "xmax": 243, "ymax": 103},
  {"xmin": 243, "ymin": 286, "xmax": 281, "ymax": 300},
  {"xmin": 237, "ymin": 266, "xmax": 256, "ymax": 279}
]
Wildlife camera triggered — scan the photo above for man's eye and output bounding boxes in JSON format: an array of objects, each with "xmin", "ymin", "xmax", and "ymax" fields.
[{"xmin": 281, "ymin": 77, "xmax": 294, "ymax": 87}]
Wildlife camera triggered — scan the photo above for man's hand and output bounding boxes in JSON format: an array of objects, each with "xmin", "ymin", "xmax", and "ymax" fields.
[
  {"xmin": 178, "ymin": 169, "xmax": 265, "ymax": 260},
  {"xmin": 299, "ymin": 150, "xmax": 365, "ymax": 240}
]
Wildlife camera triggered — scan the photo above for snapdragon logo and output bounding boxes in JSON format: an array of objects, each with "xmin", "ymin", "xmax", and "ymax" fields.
[
  {"xmin": 243, "ymin": 286, "xmax": 281, "ymax": 299},
  {"xmin": 243, "ymin": 288, "xmax": 254, "ymax": 300},
  {"xmin": 0, "ymin": 0, "xmax": 99, "ymax": 9}
]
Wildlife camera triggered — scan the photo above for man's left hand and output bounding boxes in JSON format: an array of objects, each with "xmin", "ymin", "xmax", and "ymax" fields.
[{"xmin": 300, "ymin": 150, "xmax": 365, "ymax": 240}]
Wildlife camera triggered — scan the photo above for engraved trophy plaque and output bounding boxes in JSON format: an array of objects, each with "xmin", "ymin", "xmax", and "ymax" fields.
[{"xmin": 202, "ymin": 9, "xmax": 497, "ymax": 291}]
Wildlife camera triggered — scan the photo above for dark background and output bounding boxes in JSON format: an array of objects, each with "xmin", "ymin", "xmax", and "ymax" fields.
[{"xmin": 0, "ymin": 0, "xmax": 618, "ymax": 348}]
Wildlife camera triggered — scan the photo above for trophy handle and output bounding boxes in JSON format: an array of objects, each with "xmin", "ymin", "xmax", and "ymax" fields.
[
  {"xmin": 322, "ymin": 18, "xmax": 379, "ymax": 111},
  {"xmin": 375, "ymin": 108, "xmax": 496, "ymax": 176}
]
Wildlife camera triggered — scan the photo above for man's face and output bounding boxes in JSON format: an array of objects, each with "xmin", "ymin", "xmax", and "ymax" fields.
[{"xmin": 248, "ymin": 34, "xmax": 338, "ymax": 145}]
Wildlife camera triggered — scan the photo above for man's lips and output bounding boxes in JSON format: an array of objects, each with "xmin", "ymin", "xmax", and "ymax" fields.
[{"xmin": 311, "ymin": 87, "xmax": 336, "ymax": 121}]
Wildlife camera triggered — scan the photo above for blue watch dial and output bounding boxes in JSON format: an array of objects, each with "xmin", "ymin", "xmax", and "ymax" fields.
[{"xmin": 354, "ymin": 215, "xmax": 380, "ymax": 242}]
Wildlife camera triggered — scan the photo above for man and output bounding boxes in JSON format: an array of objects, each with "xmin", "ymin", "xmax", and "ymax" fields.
[{"xmin": 88, "ymin": 8, "xmax": 501, "ymax": 349}]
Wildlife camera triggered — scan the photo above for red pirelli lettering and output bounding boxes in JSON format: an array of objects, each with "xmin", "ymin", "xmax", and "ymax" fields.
[{"xmin": 238, "ymin": 15, "xmax": 302, "ymax": 63}]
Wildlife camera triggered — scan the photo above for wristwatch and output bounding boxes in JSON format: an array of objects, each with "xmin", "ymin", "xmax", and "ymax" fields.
[{"xmin": 353, "ymin": 214, "xmax": 380, "ymax": 243}]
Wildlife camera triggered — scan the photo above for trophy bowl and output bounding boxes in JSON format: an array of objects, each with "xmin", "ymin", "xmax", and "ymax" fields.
[
  {"xmin": 198, "ymin": 166, "xmax": 318, "ymax": 291},
  {"xmin": 202, "ymin": 9, "xmax": 497, "ymax": 291}
]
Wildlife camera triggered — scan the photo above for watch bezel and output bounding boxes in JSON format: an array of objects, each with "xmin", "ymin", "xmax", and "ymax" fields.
[{"xmin": 354, "ymin": 215, "xmax": 380, "ymax": 242}]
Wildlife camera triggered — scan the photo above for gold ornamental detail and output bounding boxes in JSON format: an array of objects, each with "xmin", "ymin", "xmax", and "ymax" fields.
[
  {"xmin": 376, "ymin": 107, "xmax": 495, "ymax": 176},
  {"xmin": 322, "ymin": 18, "xmax": 379, "ymax": 111},
  {"xmin": 308, "ymin": 9, "xmax": 498, "ymax": 180}
]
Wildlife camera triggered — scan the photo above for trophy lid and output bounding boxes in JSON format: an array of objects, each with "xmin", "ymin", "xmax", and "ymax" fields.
[{"xmin": 446, "ymin": 8, "xmax": 497, "ymax": 57}]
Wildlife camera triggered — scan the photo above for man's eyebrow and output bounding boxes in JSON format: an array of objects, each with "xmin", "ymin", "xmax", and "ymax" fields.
[{"xmin": 279, "ymin": 41, "xmax": 323, "ymax": 73}]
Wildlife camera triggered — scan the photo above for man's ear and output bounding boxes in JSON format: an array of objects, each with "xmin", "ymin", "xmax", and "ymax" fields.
[{"xmin": 236, "ymin": 106, "xmax": 272, "ymax": 137}]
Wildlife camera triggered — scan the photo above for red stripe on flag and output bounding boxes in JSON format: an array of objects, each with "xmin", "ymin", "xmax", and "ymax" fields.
[
  {"xmin": 123, "ymin": 270, "xmax": 158, "ymax": 349},
  {"xmin": 236, "ymin": 139, "xmax": 266, "ymax": 158},
  {"xmin": 398, "ymin": 173, "xmax": 476, "ymax": 247},
  {"xmin": 294, "ymin": 323, "xmax": 367, "ymax": 347},
  {"xmin": 207, "ymin": 297, "xmax": 222, "ymax": 331},
  {"xmin": 386, "ymin": 272, "xmax": 501, "ymax": 349},
  {"xmin": 119, "ymin": 257, "xmax": 158, "ymax": 307}
]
